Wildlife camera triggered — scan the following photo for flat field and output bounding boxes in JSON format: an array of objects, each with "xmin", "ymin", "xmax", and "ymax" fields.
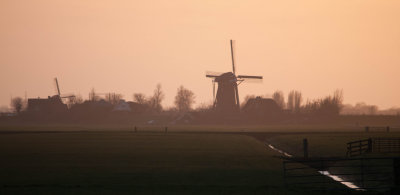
[{"xmin": 0, "ymin": 125, "xmax": 396, "ymax": 194}]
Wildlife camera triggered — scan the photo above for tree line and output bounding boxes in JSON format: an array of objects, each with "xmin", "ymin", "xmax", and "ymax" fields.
[
  {"xmin": 8, "ymin": 84, "xmax": 196, "ymax": 114},
  {"xmin": 7, "ymin": 86, "xmax": 398, "ymax": 117}
]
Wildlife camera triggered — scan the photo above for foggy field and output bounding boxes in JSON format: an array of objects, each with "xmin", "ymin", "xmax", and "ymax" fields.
[
  {"xmin": 0, "ymin": 125, "xmax": 393, "ymax": 194},
  {"xmin": 1, "ymin": 123, "xmax": 399, "ymax": 133},
  {"xmin": 0, "ymin": 131, "xmax": 286, "ymax": 194}
]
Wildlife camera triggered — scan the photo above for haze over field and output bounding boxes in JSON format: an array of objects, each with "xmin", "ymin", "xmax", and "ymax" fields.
[{"xmin": 1, "ymin": 0, "xmax": 399, "ymax": 109}]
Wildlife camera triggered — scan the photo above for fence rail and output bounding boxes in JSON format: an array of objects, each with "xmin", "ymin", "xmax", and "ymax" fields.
[
  {"xmin": 283, "ymin": 157, "xmax": 400, "ymax": 191},
  {"xmin": 374, "ymin": 138, "xmax": 400, "ymax": 153},
  {"xmin": 347, "ymin": 139, "xmax": 372, "ymax": 157},
  {"xmin": 347, "ymin": 138, "xmax": 400, "ymax": 157}
]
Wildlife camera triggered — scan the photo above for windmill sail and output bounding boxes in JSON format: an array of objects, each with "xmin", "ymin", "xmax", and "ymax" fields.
[
  {"xmin": 54, "ymin": 78, "xmax": 61, "ymax": 96},
  {"xmin": 230, "ymin": 39, "xmax": 236, "ymax": 75},
  {"xmin": 237, "ymin": 75, "xmax": 263, "ymax": 79}
]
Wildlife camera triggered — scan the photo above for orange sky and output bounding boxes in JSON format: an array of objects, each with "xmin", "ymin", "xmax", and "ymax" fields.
[{"xmin": 1, "ymin": 0, "xmax": 399, "ymax": 109}]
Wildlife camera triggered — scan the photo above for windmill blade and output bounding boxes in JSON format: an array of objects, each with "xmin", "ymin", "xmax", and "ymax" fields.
[
  {"xmin": 206, "ymin": 74, "xmax": 219, "ymax": 78},
  {"xmin": 61, "ymin": 94, "xmax": 76, "ymax": 99},
  {"xmin": 241, "ymin": 78, "xmax": 263, "ymax": 83},
  {"xmin": 206, "ymin": 71, "xmax": 224, "ymax": 78},
  {"xmin": 54, "ymin": 78, "xmax": 61, "ymax": 96},
  {"xmin": 230, "ymin": 39, "xmax": 236, "ymax": 75},
  {"xmin": 237, "ymin": 75, "xmax": 263, "ymax": 79}
]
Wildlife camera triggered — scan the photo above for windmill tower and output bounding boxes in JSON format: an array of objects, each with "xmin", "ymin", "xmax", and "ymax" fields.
[{"xmin": 206, "ymin": 40, "xmax": 263, "ymax": 113}]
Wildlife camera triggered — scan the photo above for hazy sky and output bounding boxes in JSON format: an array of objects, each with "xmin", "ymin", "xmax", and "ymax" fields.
[{"xmin": 1, "ymin": 0, "xmax": 399, "ymax": 109}]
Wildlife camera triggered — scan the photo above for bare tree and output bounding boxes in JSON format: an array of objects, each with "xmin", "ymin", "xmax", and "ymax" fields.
[
  {"xmin": 302, "ymin": 89, "xmax": 344, "ymax": 116},
  {"xmin": 332, "ymin": 89, "xmax": 343, "ymax": 108},
  {"xmin": 272, "ymin": 90, "xmax": 285, "ymax": 109},
  {"xmin": 89, "ymin": 88, "xmax": 100, "ymax": 102},
  {"xmin": 133, "ymin": 93, "xmax": 147, "ymax": 104},
  {"xmin": 66, "ymin": 95, "xmax": 83, "ymax": 108},
  {"xmin": 105, "ymin": 93, "xmax": 123, "ymax": 105},
  {"xmin": 287, "ymin": 90, "xmax": 302, "ymax": 113},
  {"xmin": 174, "ymin": 85, "xmax": 195, "ymax": 112},
  {"xmin": 149, "ymin": 84, "xmax": 164, "ymax": 113},
  {"xmin": 294, "ymin": 91, "xmax": 302, "ymax": 113},
  {"xmin": 11, "ymin": 97, "xmax": 23, "ymax": 114},
  {"xmin": 368, "ymin": 105, "xmax": 378, "ymax": 115},
  {"xmin": 287, "ymin": 91, "xmax": 294, "ymax": 112}
]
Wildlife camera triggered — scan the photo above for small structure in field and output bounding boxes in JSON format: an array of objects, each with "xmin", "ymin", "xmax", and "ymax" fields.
[{"xmin": 112, "ymin": 100, "xmax": 131, "ymax": 112}]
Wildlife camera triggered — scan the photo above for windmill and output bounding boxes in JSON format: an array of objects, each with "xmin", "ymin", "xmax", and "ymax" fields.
[
  {"xmin": 206, "ymin": 40, "xmax": 263, "ymax": 113},
  {"xmin": 54, "ymin": 78, "xmax": 75, "ymax": 101}
]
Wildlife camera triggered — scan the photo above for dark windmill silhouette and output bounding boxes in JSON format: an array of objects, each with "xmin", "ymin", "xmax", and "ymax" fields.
[
  {"xmin": 27, "ymin": 78, "xmax": 73, "ymax": 114},
  {"xmin": 206, "ymin": 40, "xmax": 263, "ymax": 113},
  {"xmin": 54, "ymin": 78, "xmax": 75, "ymax": 101}
]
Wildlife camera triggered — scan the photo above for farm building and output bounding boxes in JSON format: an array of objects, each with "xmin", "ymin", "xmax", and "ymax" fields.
[
  {"xmin": 242, "ymin": 96, "xmax": 281, "ymax": 116},
  {"xmin": 27, "ymin": 95, "xmax": 68, "ymax": 114}
]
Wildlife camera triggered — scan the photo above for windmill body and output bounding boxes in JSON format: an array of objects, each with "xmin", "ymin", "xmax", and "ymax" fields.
[
  {"xmin": 206, "ymin": 40, "xmax": 263, "ymax": 114},
  {"xmin": 214, "ymin": 72, "xmax": 239, "ymax": 113}
]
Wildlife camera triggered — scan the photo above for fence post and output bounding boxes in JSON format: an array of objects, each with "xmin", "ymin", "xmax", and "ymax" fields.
[
  {"xmin": 347, "ymin": 143, "xmax": 351, "ymax": 157},
  {"xmin": 365, "ymin": 126, "xmax": 369, "ymax": 132},
  {"xmin": 368, "ymin": 138, "xmax": 372, "ymax": 153},
  {"xmin": 283, "ymin": 162, "xmax": 287, "ymax": 188},
  {"xmin": 360, "ymin": 158, "xmax": 365, "ymax": 188},
  {"xmin": 134, "ymin": 126, "xmax": 137, "ymax": 133},
  {"xmin": 165, "ymin": 126, "xmax": 168, "ymax": 133},
  {"xmin": 387, "ymin": 126, "xmax": 390, "ymax": 132},
  {"xmin": 394, "ymin": 158, "xmax": 400, "ymax": 188},
  {"xmin": 303, "ymin": 138, "xmax": 308, "ymax": 158}
]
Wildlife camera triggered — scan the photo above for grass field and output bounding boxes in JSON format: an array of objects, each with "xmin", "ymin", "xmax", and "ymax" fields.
[{"xmin": 0, "ymin": 125, "xmax": 397, "ymax": 194}]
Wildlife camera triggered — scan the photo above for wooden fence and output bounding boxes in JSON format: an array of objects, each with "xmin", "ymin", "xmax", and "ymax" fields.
[
  {"xmin": 347, "ymin": 138, "xmax": 400, "ymax": 157},
  {"xmin": 347, "ymin": 139, "xmax": 372, "ymax": 157},
  {"xmin": 374, "ymin": 138, "xmax": 400, "ymax": 153},
  {"xmin": 283, "ymin": 157, "xmax": 400, "ymax": 191}
]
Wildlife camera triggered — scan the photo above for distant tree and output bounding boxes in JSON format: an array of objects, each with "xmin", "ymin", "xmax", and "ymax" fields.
[
  {"xmin": 287, "ymin": 90, "xmax": 302, "ymax": 113},
  {"xmin": 195, "ymin": 102, "xmax": 213, "ymax": 112},
  {"xmin": 272, "ymin": 91, "xmax": 285, "ymax": 109},
  {"xmin": 341, "ymin": 102, "xmax": 370, "ymax": 115},
  {"xmin": 66, "ymin": 95, "xmax": 83, "ymax": 108},
  {"xmin": 303, "ymin": 99, "xmax": 319, "ymax": 114},
  {"xmin": 294, "ymin": 91, "xmax": 302, "ymax": 113},
  {"xmin": 287, "ymin": 92, "xmax": 294, "ymax": 112},
  {"xmin": 368, "ymin": 105, "xmax": 378, "ymax": 115},
  {"xmin": 333, "ymin": 89, "xmax": 343, "ymax": 108},
  {"xmin": 10, "ymin": 97, "xmax": 23, "ymax": 114},
  {"xmin": 174, "ymin": 85, "xmax": 195, "ymax": 112},
  {"xmin": 303, "ymin": 89, "xmax": 344, "ymax": 116},
  {"xmin": 105, "ymin": 93, "xmax": 123, "ymax": 105},
  {"xmin": 133, "ymin": 93, "xmax": 147, "ymax": 104},
  {"xmin": 149, "ymin": 84, "xmax": 164, "ymax": 113},
  {"xmin": 89, "ymin": 88, "xmax": 100, "ymax": 102}
]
